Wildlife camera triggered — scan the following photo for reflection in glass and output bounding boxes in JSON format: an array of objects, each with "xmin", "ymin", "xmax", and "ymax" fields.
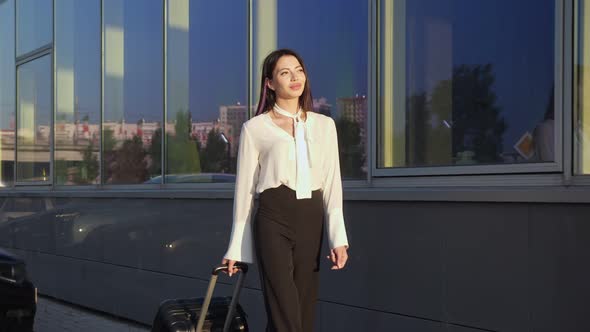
[
  {"xmin": 378, "ymin": 0, "xmax": 555, "ymax": 169},
  {"xmin": 276, "ymin": 0, "xmax": 368, "ymax": 179},
  {"xmin": 16, "ymin": 56, "xmax": 51, "ymax": 182},
  {"xmin": 55, "ymin": 0, "xmax": 101, "ymax": 185},
  {"xmin": 16, "ymin": 0, "xmax": 52, "ymax": 56},
  {"xmin": 0, "ymin": 0, "xmax": 16, "ymax": 187},
  {"xmin": 103, "ymin": 0, "xmax": 163, "ymax": 184},
  {"xmin": 575, "ymin": 0, "xmax": 590, "ymax": 174},
  {"xmin": 166, "ymin": 0, "xmax": 247, "ymax": 181}
]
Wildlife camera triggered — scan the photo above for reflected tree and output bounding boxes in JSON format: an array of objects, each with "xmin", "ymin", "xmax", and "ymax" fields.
[
  {"xmin": 110, "ymin": 135, "xmax": 148, "ymax": 183},
  {"xmin": 407, "ymin": 92, "xmax": 429, "ymax": 166},
  {"xmin": 55, "ymin": 144, "xmax": 99, "ymax": 185},
  {"xmin": 102, "ymin": 128, "xmax": 117, "ymax": 183},
  {"xmin": 451, "ymin": 64, "xmax": 506, "ymax": 163},
  {"xmin": 335, "ymin": 117, "xmax": 366, "ymax": 179},
  {"xmin": 148, "ymin": 128, "xmax": 162, "ymax": 176},
  {"xmin": 76, "ymin": 142, "xmax": 99, "ymax": 184},
  {"xmin": 200, "ymin": 128, "xmax": 229, "ymax": 173},
  {"xmin": 407, "ymin": 64, "xmax": 506, "ymax": 165},
  {"xmin": 166, "ymin": 111, "xmax": 201, "ymax": 174}
]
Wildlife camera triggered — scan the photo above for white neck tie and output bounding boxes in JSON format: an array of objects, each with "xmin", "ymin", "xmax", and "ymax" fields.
[{"xmin": 273, "ymin": 104, "xmax": 312, "ymax": 199}]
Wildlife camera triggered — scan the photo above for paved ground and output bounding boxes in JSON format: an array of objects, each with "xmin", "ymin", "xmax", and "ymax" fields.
[{"xmin": 34, "ymin": 295, "xmax": 150, "ymax": 332}]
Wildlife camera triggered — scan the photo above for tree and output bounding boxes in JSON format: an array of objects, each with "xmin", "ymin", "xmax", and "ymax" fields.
[
  {"xmin": 148, "ymin": 128, "xmax": 162, "ymax": 177},
  {"xmin": 166, "ymin": 111, "xmax": 201, "ymax": 174},
  {"xmin": 450, "ymin": 64, "xmax": 506, "ymax": 163},
  {"xmin": 102, "ymin": 128, "xmax": 117, "ymax": 182},
  {"xmin": 75, "ymin": 142, "xmax": 99, "ymax": 184},
  {"xmin": 405, "ymin": 64, "xmax": 506, "ymax": 166},
  {"xmin": 335, "ymin": 117, "xmax": 366, "ymax": 179},
  {"xmin": 110, "ymin": 135, "xmax": 148, "ymax": 183},
  {"xmin": 200, "ymin": 128, "xmax": 229, "ymax": 173},
  {"xmin": 406, "ymin": 92, "xmax": 429, "ymax": 166}
]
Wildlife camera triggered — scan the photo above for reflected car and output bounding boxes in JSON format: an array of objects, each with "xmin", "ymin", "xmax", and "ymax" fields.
[
  {"xmin": 0, "ymin": 248, "xmax": 36, "ymax": 332},
  {"xmin": 144, "ymin": 173, "xmax": 236, "ymax": 184}
]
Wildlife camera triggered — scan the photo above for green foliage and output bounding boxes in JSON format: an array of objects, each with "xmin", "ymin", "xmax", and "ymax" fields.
[
  {"xmin": 166, "ymin": 111, "xmax": 201, "ymax": 174},
  {"xmin": 450, "ymin": 64, "xmax": 506, "ymax": 162},
  {"xmin": 110, "ymin": 135, "xmax": 148, "ymax": 183},
  {"xmin": 148, "ymin": 128, "xmax": 162, "ymax": 176},
  {"xmin": 200, "ymin": 128, "xmax": 230, "ymax": 173},
  {"xmin": 103, "ymin": 128, "xmax": 116, "ymax": 152},
  {"xmin": 55, "ymin": 142, "xmax": 99, "ymax": 185},
  {"xmin": 335, "ymin": 117, "xmax": 366, "ymax": 179},
  {"xmin": 77, "ymin": 142, "xmax": 99, "ymax": 184}
]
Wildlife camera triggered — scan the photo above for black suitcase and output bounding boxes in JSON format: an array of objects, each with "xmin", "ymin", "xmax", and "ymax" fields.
[{"xmin": 151, "ymin": 263, "xmax": 249, "ymax": 332}]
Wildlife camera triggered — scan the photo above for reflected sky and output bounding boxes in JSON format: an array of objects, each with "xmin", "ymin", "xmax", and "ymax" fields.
[
  {"xmin": 278, "ymin": 0, "xmax": 369, "ymax": 108},
  {"xmin": 3, "ymin": 0, "xmax": 557, "ymax": 153},
  {"xmin": 0, "ymin": 0, "xmax": 15, "ymax": 130},
  {"xmin": 406, "ymin": 0, "xmax": 555, "ymax": 152}
]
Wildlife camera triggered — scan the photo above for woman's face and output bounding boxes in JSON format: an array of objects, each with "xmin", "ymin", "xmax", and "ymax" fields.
[{"xmin": 267, "ymin": 55, "xmax": 306, "ymax": 101}]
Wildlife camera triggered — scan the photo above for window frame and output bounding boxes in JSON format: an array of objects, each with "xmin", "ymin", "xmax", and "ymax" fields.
[
  {"xmin": 371, "ymin": 0, "xmax": 566, "ymax": 178},
  {"xmin": 5, "ymin": 0, "xmax": 590, "ymax": 194},
  {"xmin": 14, "ymin": 48, "xmax": 53, "ymax": 186}
]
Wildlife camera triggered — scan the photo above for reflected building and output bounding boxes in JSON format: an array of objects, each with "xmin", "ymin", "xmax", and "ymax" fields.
[
  {"xmin": 191, "ymin": 120, "xmax": 232, "ymax": 150},
  {"xmin": 219, "ymin": 104, "xmax": 248, "ymax": 158},
  {"xmin": 338, "ymin": 95, "xmax": 368, "ymax": 148},
  {"xmin": 313, "ymin": 97, "xmax": 332, "ymax": 117}
]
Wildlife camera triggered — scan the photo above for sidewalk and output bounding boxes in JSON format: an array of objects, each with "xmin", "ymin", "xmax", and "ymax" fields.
[{"xmin": 34, "ymin": 295, "xmax": 150, "ymax": 332}]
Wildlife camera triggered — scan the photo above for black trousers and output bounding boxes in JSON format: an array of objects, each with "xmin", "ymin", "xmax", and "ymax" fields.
[{"xmin": 253, "ymin": 184, "xmax": 324, "ymax": 332}]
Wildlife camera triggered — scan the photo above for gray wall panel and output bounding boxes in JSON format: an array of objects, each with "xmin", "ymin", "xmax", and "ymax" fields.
[
  {"xmin": 529, "ymin": 204, "xmax": 590, "ymax": 332},
  {"xmin": 319, "ymin": 201, "xmax": 445, "ymax": 320},
  {"xmin": 319, "ymin": 301, "xmax": 445, "ymax": 332},
  {"xmin": 443, "ymin": 203, "xmax": 529, "ymax": 331},
  {"xmin": 2, "ymin": 197, "xmax": 590, "ymax": 331}
]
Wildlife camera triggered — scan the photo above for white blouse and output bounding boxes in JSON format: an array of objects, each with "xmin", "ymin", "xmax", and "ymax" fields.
[{"xmin": 223, "ymin": 110, "xmax": 350, "ymax": 263}]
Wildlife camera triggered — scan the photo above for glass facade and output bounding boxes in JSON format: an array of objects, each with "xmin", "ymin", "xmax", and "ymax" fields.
[
  {"xmin": 378, "ymin": 0, "xmax": 556, "ymax": 170},
  {"xmin": 164, "ymin": 0, "xmax": 247, "ymax": 183},
  {"xmin": 55, "ymin": 0, "xmax": 101, "ymax": 185},
  {"xmin": 0, "ymin": 0, "xmax": 588, "ymax": 188},
  {"xmin": 103, "ymin": 0, "xmax": 163, "ymax": 184},
  {"xmin": 16, "ymin": 55, "xmax": 52, "ymax": 183},
  {"xmin": 576, "ymin": 0, "xmax": 590, "ymax": 174},
  {"xmin": 276, "ymin": 0, "xmax": 369, "ymax": 179},
  {"xmin": 16, "ymin": 0, "xmax": 53, "ymax": 56},
  {"xmin": 0, "ymin": 0, "xmax": 15, "ymax": 187}
]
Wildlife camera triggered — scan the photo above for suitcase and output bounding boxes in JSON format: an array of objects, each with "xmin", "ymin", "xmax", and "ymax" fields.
[{"xmin": 151, "ymin": 263, "xmax": 249, "ymax": 332}]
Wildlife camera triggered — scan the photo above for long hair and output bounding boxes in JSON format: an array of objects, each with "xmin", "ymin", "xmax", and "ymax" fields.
[{"xmin": 254, "ymin": 49, "xmax": 313, "ymax": 116}]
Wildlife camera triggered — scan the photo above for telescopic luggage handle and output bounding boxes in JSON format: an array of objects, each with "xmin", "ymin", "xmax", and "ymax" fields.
[
  {"xmin": 196, "ymin": 262, "xmax": 248, "ymax": 332},
  {"xmin": 212, "ymin": 262, "xmax": 249, "ymax": 275}
]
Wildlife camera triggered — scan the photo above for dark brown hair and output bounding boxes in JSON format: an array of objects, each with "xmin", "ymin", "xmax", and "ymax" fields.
[{"xmin": 254, "ymin": 49, "xmax": 313, "ymax": 117}]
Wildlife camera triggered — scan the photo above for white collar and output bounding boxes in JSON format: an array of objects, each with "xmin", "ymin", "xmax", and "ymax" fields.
[{"xmin": 273, "ymin": 104, "xmax": 305, "ymax": 122}]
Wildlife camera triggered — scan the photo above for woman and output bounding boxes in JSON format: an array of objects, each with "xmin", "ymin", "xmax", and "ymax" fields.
[{"xmin": 221, "ymin": 48, "xmax": 349, "ymax": 332}]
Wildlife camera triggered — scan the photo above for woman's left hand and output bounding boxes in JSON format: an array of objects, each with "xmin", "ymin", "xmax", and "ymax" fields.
[{"xmin": 326, "ymin": 245, "xmax": 349, "ymax": 270}]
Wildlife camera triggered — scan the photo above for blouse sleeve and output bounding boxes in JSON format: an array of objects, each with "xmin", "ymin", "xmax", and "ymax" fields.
[
  {"xmin": 224, "ymin": 123, "xmax": 260, "ymax": 263},
  {"xmin": 322, "ymin": 118, "xmax": 350, "ymax": 250}
]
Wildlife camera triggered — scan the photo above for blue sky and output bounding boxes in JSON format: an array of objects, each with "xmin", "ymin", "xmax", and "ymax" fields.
[{"xmin": 1, "ymin": 0, "xmax": 557, "ymax": 155}]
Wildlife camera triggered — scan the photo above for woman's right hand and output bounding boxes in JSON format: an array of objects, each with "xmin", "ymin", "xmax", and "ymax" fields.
[{"xmin": 221, "ymin": 258, "xmax": 239, "ymax": 277}]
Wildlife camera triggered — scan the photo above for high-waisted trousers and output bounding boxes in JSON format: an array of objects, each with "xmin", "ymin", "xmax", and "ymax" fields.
[{"xmin": 253, "ymin": 184, "xmax": 324, "ymax": 332}]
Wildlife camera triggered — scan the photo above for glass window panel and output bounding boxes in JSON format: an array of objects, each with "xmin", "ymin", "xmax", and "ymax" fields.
[
  {"xmin": 378, "ymin": 0, "xmax": 556, "ymax": 169},
  {"xmin": 103, "ymin": 0, "xmax": 163, "ymax": 184},
  {"xmin": 55, "ymin": 0, "xmax": 101, "ymax": 185},
  {"xmin": 575, "ymin": 0, "xmax": 590, "ymax": 174},
  {"xmin": 164, "ymin": 0, "xmax": 246, "ymax": 183},
  {"xmin": 16, "ymin": 55, "xmax": 52, "ymax": 183},
  {"xmin": 275, "ymin": 0, "xmax": 369, "ymax": 180},
  {"xmin": 16, "ymin": 0, "xmax": 53, "ymax": 56},
  {"xmin": 0, "ymin": 0, "xmax": 16, "ymax": 187}
]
